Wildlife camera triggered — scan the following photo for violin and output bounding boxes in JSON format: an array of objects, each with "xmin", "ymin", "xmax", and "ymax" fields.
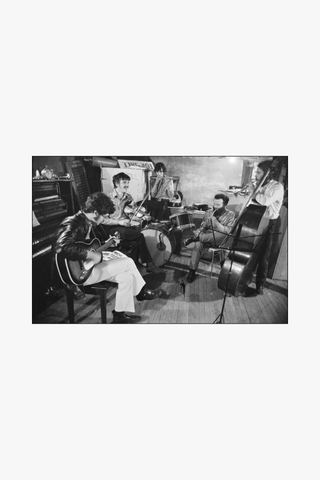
[
  {"xmin": 124, "ymin": 205, "xmax": 147, "ymax": 218},
  {"xmin": 124, "ymin": 205, "xmax": 152, "ymax": 226}
]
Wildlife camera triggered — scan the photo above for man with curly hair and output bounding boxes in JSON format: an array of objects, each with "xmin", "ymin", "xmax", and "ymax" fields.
[{"xmin": 53, "ymin": 192, "xmax": 159, "ymax": 323}]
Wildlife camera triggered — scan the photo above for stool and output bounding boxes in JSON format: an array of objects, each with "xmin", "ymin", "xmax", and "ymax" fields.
[
  {"xmin": 208, "ymin": 248, "xmax": 222, "ymax": 277},
  {"xmin": 65, "ymin": 281, "xmax": 117, "ymax": 323}
]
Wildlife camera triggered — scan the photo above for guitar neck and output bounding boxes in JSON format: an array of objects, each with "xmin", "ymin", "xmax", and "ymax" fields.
[
  {"xmin": 77, "ymin": 237, "xmax": 115, "ymax": 254},
  {"xmin": 95, "ymin": 243, "xmax": 111, "ymax": 253}
]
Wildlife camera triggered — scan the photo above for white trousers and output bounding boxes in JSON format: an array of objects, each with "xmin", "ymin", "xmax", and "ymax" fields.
[{"xmin": 84, "ymin": 257, "xmax": 145, "ymax": 313}]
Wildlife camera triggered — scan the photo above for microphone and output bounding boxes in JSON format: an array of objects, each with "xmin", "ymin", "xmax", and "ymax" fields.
[{"xmin": 156, "ymin": 233, "xmax": 166, "ymax": 251}]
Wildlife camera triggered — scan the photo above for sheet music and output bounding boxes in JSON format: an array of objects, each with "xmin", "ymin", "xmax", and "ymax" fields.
[{"xmin": 102, "ymin": 250, "xmax": 127, "ymax": 261}]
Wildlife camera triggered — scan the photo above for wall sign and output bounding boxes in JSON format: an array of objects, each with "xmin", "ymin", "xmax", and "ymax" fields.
[{"xmin": 118, "ymin": 160, "xmax": 154, "ymax": 170}]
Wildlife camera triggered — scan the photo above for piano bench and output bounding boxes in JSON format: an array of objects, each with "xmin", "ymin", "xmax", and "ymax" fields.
[{"xmin": 65, "ymin": 281, "xmax": 118, "ymax": 324}]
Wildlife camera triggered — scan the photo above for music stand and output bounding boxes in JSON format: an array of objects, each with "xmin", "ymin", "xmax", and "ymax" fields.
[{"xmin": 213, "ymin": 223, "xmax": 243, "ymax": 324}]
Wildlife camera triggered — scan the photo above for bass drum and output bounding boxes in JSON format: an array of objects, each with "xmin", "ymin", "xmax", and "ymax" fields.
[{"xmin": 141, "ymin": 223, "xmax": 176, "ymax": 266}]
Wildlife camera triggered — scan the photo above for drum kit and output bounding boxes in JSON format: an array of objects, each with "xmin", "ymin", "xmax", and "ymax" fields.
[
  {"xmin": 124, "ymin": 187, "xmax": 196, "ymax": 266},
  {"xmin": 138, "ymin": 211, "xmax": 195, "ymax": 266},
  {"xmin": 126, "ymin": 209, "xmax": 195, "ymax": 267},
  {"xmin": 141, "ymin": 223, "xmax": 176, "ymax": 266}
]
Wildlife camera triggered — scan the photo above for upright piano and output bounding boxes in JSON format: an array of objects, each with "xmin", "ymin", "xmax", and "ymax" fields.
[{"xmin": 32, "ymin": 180, "xmax": 71, "ymax": 317}]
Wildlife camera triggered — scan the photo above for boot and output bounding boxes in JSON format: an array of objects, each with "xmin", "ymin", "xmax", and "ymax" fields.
[
  {"xmin": 112, "ymin": 310, "xmax": 141, "ymax": 323},
  {"xmin": 146, "ymin": 262, "xmax": 163, "ymax": 274},
  {"xmin": 184, "ymin": 236, "xmax": 199, "ymax": 247},
  {"xmin": 186, "ymin": 268, "xmax": 196, "ymax": 283},
  {"xmin": 136, "ymin": 287, "xmax": 162, "ymax": 301}
]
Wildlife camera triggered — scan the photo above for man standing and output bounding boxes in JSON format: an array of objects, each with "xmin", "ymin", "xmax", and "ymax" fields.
[
  {"xmin": 144, "ymin": 162, "xmax": 176, "ymax": 221},
  {"xmin": 185, "ymin": 194, "xmax": 235, "ymax": 283},
  {"xmin": 248, "ymin": 160, "xmax": 284, "ymax": 294}
]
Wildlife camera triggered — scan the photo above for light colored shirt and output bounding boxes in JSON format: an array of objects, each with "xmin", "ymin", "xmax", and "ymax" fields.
[
  {"xmin": 254, "ymin": 180, "xmax": 284, "ymax": 219},
  {"xmin": 106, "ymin": 190, "xmax": 137, "ymax": 222}
]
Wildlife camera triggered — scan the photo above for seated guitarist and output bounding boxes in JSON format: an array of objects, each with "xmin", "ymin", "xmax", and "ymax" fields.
[{"xmin": 53, "ymin": 192, "xmax": 160, "ymax": 323}]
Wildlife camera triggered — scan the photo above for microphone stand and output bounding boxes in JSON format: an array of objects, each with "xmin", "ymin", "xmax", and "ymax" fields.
[{"xmin": 213, "ymin": 223, "xmax": 243, "ymax": 324}]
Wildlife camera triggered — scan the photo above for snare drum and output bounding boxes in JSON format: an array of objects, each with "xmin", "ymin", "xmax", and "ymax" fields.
[
  {"xmin": 141, "ymin": 223, "xmax": 176, "ymax": 266},
  {"xmin": 169, "ymin": 212, "xmax": 195, "ymax": 231}
]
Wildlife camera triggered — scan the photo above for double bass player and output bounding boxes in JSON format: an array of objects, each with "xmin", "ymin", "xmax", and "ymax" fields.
[{"xmin": 246, "ymin": 160, "xmax": 284, "ymax": 295}]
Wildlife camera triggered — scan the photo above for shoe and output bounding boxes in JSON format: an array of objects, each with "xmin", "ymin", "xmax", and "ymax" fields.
[
  {"xmin": 186, "ymin": 269, "xmax": 196, "ymax": 283},
  {"xmin": 256, "ymin": 286, "xmax": 264, "ymax": 295},
  {"xmin": 45, "ymin": 286, "xmax": 61, "ymax": 298},
  {"xmin": 66, "ymin": 284, "xmax": 85, "ymax": 300},
  {"xmin": 137, "ymin": 261, "xmax": 146, "ymax": 270},
  {"xmin": 242, "ymin": 287, "xmax": 257, "ymax": 297},
  {"xmin": 74, "ymin": 285, "xmax": 86, "ymax": 300},
  {"xmin": 112, "ymin": 311, "xmax": 141, "ymax": 323},
  {"xmin": 136, "ymin": 288, "xmax": 160, "ymax": 301},
  {"xmin": 146, "ymin": 263, "xmax": 163, "ymax": 274},
  {"xmin": 184, "ymin": 236, "xmax": 198, "ymax": 247}
]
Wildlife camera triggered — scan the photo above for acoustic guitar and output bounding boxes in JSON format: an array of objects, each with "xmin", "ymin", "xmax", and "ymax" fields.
[{"xmin": 55, "ymin": 235, "xmax": 119, "ymax": 285}]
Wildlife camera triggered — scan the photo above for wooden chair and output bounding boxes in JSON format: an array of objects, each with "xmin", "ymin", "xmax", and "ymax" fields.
[{"xmin": 65, "ymin": 281, "xmax": 117, "ymax": 323}]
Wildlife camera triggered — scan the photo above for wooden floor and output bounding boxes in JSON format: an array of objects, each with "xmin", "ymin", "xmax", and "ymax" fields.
[{"xmin": 33, "ymin": 242, "xmax": 288, "ymax": 324}]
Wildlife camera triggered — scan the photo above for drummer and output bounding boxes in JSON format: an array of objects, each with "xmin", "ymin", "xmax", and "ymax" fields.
[{"xmin": 101, "ymin": 172, "xmax": 163, "ymax": 274}]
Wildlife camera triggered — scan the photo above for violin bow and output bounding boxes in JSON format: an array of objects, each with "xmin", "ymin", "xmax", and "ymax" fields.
[{"xmin": 128, "ymin": 186, "xmax": 152, "ymax": 226}]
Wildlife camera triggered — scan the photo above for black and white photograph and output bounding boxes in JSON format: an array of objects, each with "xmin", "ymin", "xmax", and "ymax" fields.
[
  {"xmin": 2, "ymin": 1, "xmax": 319, "ymax": 480},
  {"xmin": 32, "ymin": 156, "xmax": 288, "ymax": 324}
]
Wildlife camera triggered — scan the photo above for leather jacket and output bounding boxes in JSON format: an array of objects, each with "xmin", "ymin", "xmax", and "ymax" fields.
[{"xmin": 53, "ymin": 211, "xmax": 93, "ymax": 261}]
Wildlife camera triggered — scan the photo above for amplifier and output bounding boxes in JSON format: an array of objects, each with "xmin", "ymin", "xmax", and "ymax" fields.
[{"xmin": 192, "ymin": 203, "xmax": 209, "ymax": 211}]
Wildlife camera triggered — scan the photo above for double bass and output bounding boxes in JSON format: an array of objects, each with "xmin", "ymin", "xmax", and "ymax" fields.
[{"xmin": 217, "ymin": 159, "xmax": 279, "ymax": 297}]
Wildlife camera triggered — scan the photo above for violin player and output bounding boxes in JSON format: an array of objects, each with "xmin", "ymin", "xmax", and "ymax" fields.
[
  {"xmin": 102, "ymin": 172, "xmax": 163, "ymax": 274},
  {"xmin": 246, "ymin": 160, "xmax": 284, "ymax": 295}
]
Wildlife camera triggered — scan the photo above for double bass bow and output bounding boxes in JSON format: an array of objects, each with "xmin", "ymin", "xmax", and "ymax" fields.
[{"xmin": 217, "ymin": 159, "xmax": 279, "ymax": 297}]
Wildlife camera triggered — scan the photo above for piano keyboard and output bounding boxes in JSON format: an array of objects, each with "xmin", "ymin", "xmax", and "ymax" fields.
[
  {"xmin": 33, "ymin": 195, "xmax": 59, "ymax": 202},
  {"xmin": 33, "ymin": 231, "xmax": 54, "ymax": 258},
  {"xmin": 32, "ymin": 244, "xmax": 52, "ymax": 259}
]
